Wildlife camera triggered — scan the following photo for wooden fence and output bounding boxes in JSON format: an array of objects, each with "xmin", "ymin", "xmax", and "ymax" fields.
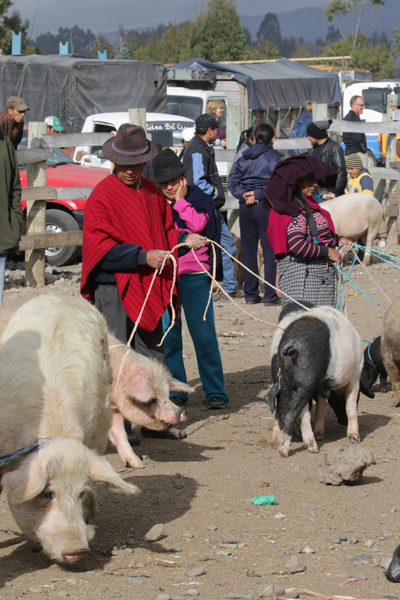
[{"xmin": 19, "ymin": 102, "xmax": 400, "ymax": 286}]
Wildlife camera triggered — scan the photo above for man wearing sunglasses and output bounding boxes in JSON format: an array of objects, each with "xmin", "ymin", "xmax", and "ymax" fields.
[
  {"xmin": 343, "ymin": 95, "xmax": 368, "ymax": 167},
  {"xmin": 0, "ymin": 96, "xmax": 29, "ymax": 149}
]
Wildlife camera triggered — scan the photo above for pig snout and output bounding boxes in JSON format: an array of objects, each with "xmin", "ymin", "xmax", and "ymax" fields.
[
  {"xmin": 62, "ymin": 547, "xmax": 90, "ymax": 564},
  {"xmin": 176, "ymin": 406, "xmax": 187, "ymax": 423}
]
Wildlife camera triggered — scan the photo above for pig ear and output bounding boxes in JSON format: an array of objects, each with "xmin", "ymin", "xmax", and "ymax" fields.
[
  {"xmin": 170, "ymin": 379, "xmax": 194, "ymax": 393},
  {"xmin": 87, "ymin": 454, "xmax": 140, "ymax": 495},
  {"xmin": 264, "ymin": 382, "xmax": 280, "ymax": 413},
  {"xmin": 124, "ymin": 373, "xmax": 152, "ymax": 402},
  {"xmin": 2, "ymin": 459, "xmax": 48, "ymax": 504}
]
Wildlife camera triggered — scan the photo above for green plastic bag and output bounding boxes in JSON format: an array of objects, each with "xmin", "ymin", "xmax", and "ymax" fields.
[{"xmin": 251, "ymin": 495, "xmax": 278, "ymax": 506}]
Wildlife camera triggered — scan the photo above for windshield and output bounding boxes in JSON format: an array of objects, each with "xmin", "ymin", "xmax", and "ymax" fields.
[{"xmin": 167, "ymin": 95, "xmax": 204, "ymax": 121}]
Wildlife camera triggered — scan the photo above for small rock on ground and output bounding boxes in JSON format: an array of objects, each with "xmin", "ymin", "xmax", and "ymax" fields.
[{"xmin": 145, "ymin": 523, "xmax": 165, "ymax": 542}]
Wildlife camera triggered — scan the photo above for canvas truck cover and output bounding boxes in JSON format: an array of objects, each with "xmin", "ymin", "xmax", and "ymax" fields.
[
  {"xmin": 0, "ymin": 55, "xmax": 167, "ymax": 132},
  {"xmin": 168, "ymin": 58, "xmax": 341, "ymax": 110}
]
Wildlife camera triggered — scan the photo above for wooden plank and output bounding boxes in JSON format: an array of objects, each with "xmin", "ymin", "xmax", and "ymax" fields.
[
  {"xmin": 41, "ymin": 132, "xmax": 113, "ymax": 148},
  {"xmin": 26, "ymin": 122, "xmax": 47, "ymax": 288},
  {"xmin": 370, "ymin": 167, "xmax": 400, "ymax": 180},
  {"xmin": 129, "ymin": 108, "xmax": 146, "ymax": 130},
  {"xmin": 274, "ymin": 138, "xmax": 311, "ymax": 150},
  {"xmin": 17, "ymin": 148, "xmax": 52, "ymax": 164},
  {"xmin": 330, "ymin": 120, "xmax": 400, "ymax": 134},
  {"xmin": 385, "ymin": 204, "xmax": 400, "ymax": 218},
  {"xmin": 56, "ymin": 186, "xmax": 94, "ymax": 200},
  {"xmin": 21, "ymin": 186, "xmax": 57, "ymax": 201},
  {"xmin": 19, "ymin": 231, "xmax": 83, "ymax": 251}
]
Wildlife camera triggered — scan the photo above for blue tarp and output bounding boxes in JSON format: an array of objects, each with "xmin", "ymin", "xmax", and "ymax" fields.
[{"xmin": 168, "ymin": 58, "xmax": 342, "ymax": 110}]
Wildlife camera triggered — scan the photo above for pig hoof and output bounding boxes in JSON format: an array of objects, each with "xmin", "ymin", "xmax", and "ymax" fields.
[
  {"xmin": 278, "ymin": 436, "xmax": 290, "ymax": 457},
  {"xmin": 314, "ymin": 430, "xmax": 324, "ymax": 441},
  {"xmin": 278, "ymin": 447, "xmax": 289, "ymax": 458},
  {"xmin": 306, "ymin": 443, "xmax": 319, "ymax": 453},
  {"xmin": 348, "ymin": 433, "xmax": 360, "ymax": 444}
]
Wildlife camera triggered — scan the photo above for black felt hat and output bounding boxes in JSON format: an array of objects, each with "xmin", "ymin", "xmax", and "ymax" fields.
[{"xmin": 152, "ymin": 148, "xmax": 186, "ymax": 184}]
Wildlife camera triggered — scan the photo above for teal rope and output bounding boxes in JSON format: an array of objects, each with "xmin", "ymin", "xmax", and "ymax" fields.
[
  {"xmin": 334, "ymin": 265, "xmax": 389, "ymax": 310},
  {"xmin": 352, "ymin": 243, "xmax": 400, "ymax": 265},
  {"xmin": 336, "ymin": 253, "xmax": 356, "ymax": 310},
  {"xmin": 361, "ymin": 338, "xmax": 372, "ymax": 344}
]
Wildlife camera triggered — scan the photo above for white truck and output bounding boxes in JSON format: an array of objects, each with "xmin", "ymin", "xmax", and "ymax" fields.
[
  {"xmin": 342, "ymin": 81, "xmax": 400, "ymax": 165},
  {"xmin": 73, "ymin": 112, "xmax": 196, "ymax": 168}
]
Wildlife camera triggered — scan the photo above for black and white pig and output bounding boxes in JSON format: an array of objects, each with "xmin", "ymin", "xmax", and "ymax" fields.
[
  {"xmin": 359, "ymin": 336, "xmax": 388, "ymax": 399},
  {"xmin": 266, "ymin": 304, "xmax": 363, "ymax": 457}
]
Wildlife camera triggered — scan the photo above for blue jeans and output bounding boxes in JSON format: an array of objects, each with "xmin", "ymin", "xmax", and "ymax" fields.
[
  {"xmin": 162, "ymin": 272, "xmax": 229, "ymax": 404},
  {"xmin": 217, "ymin": 211, "xmax": 237, "ymax": 294},
  {"xmin": 0, "ymin": 254, "xmax": 6, "ymax": 307}
]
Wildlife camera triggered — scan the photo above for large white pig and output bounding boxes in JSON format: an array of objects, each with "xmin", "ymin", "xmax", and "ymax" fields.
[
  {"xmin": 108, "ymin": 337, "xmax": 192, "ymax": 468},
  {"xmin": 323, "ymin": 193, "xmax": 383, "ymax": 265},
  {"xmin": 0, "ymin": 295, "xmax": 139, "ymax": 565}
]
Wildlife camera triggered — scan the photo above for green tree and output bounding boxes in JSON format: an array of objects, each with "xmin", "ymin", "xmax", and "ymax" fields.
[
  {"xmin": 324, "ymin": 0, "xmax": 384, "ymax": 47},
  {"xmin": 189, "ymin": 0, "xmax": 246, "ymax": 61},
  {"xmin": 89, "ymin": 32, "xmax": 114, "ymax": 59},
  {"xmin": 324, "ymin": 33, "xmax": 393, "ymax": 78},
  {"xmin": 0, "ymin": 1, "xmax": 33, "ymax": 54},
  {"xmin": 248, "ymin": 39, "xmax": 280, "ymax": 60},
  {"xmin": 257, "ymin": 12, "xmax": 282, "ymax": 48}
]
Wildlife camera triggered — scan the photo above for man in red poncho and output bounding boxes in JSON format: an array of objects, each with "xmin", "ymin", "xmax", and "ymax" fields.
[{"xmin": 81, "ymin": 124, "xmax": 207, "ymax": 439}]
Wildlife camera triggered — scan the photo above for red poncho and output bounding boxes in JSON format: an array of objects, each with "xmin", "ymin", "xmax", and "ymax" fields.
[{"xmin": 81, "ymin": 174, "xmax": 181, "ymax": 332}]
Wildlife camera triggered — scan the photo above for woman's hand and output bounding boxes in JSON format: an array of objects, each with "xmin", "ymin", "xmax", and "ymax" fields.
[
  {"xmin": 175, "ymin": 177, "xmax": 188, "ymax": 201},
  {"xmin": 243, "ymin": 191, "xmax": 257, "ymax": 205},
  {"xmin": 338, "ymin": 237, "xmax": 353, "ymax": 251},
  {"xmin": 327, "ymin": 247, "xmax": 343, "ymax": 264},
  {"xmin": 185, "ymin": 233, "xmax": 209, "ymax": 250}
]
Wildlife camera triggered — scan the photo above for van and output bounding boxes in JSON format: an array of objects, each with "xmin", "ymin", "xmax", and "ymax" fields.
[{"xmin": 74, "ymin": 112, "xmax": 195, "ymax": 168}]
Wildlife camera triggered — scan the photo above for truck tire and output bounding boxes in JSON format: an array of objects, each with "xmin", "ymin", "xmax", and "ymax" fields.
[
  {"xmin": 366, "ymin": 149, "xmax": 377, "ymax": 169},
  {"xmin": 45, "ymin": 209, "xmax": 81, "ymax": 267}
]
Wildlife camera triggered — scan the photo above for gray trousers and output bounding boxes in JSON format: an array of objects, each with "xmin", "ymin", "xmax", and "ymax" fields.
[{"xmin": 94, "ymin": 284, "xmax": 165, "ymax": 363}]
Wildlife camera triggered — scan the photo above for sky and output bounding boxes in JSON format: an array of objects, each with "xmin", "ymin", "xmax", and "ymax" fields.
[{"xmin": 12, "ymin": 0, "xmax": 327, "ymax": 39}]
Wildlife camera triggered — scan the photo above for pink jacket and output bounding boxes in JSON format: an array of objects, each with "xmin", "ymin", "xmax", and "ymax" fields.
[{"xmin": 173, "ymin": 198, "xmax": 209, "ymax": 275}]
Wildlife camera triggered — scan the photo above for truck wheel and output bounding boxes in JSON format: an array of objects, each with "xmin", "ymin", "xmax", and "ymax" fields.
[
  {"xmin": 45, "ymin": 209, "xmax": 81, "ymax": 267},
  {"xmin": 366, "ymin": 149, "xmax": 377, "ymax": 169}
]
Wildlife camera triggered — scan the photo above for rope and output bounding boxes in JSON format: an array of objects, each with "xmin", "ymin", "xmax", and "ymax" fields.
[
  {"xmin": 0, "ymin": 440, "xmax": 45, "ymax": 469},
  {"xmin": 333, "ymin": 264, "xmax": 389, "ymax": 310}
]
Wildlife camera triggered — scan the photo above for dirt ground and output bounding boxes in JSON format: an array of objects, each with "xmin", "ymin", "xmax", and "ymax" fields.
[{"xmin": 1, "ymin": 249, "xmax": 400, "ymax": 600}]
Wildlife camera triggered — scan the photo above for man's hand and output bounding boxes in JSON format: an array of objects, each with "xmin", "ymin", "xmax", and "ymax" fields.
[
  {"xmin": 146, "ymin": 250, "xmax": 170, "ymax": 269},
  {"xmin": 243, "ymin": 191, "xmax": 257, "ymax": 205},
  {"xmin": 185, "ymin": 233, "xmax": 209, "ymax": 250},
  {"xmin": 175, "ymin": 177, "xmax": 188, "ymax": 201}
]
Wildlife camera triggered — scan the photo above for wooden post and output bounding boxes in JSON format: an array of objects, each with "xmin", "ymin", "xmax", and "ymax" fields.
[
  {"xmin": 385, "ymin": 94, "xmax": 399, "ymax": 247},
  {"xmin": 226, "ymin": 104, "xmax": 241, "ymax": 237},
  {"xmin": 128, "ymin": 108, "xmax": 146, "ymax": 131},
  {"xmin": 25, "ymin": 122, "xmax": 47, "ymax": 287},
  {"xmin": 312, "ymin": 103, "xmax": 328, "ymax": 121}
]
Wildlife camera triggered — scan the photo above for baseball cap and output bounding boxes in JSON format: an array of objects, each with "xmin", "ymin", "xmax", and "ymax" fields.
[
  {"xmin": 195, "ymin": 113, "xmax": 219, "ymax": 129},
  {"xmin": 181, "ymin": 127, "xmax": 195, "ymax": 142},
  {"xmin": 6, "ymin": 96, "xmax": 29, "ymax": 111},
  {"xmin": 44, "ymin": 116, "xmax": 64, "ymax": 132}
]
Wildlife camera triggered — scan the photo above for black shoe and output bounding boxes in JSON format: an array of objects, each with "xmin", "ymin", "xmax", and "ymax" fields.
[
  {"xmin": 246, "ymin": 297, "xmax": 261, "ymax": 305},
  {"xmin": 170, "ymin": 396, "xmax": 187, "ymax": 407},
  {"xmin": 141, "ymin": 426, "xmax": 187, "ymax": 440},
  {"xmin": 205, "ymin": 397, "xmax": 227, "ymax": 410}
]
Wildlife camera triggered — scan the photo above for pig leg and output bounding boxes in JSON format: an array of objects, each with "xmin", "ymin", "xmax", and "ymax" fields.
[
  {"xmin": 299, "ymin": 404, "xmax": 319, "ymax": 453},
  {"xmin": 313, "ymin": 395, "xmax": 327, "ymax": 441},
  {"xmin": 344, "ymin": 383, "xmax": 360, "ymax": 443},
  {"xmin": 108, "ymin": 410, "xmax": 145, "ymax": 469},
  {"xmin": 272, "ymin": 416, "xmax": 282, "ymax": 444}
]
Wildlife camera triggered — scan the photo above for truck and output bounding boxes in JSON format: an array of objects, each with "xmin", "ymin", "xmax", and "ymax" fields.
[{"xmin": 342, "ymin": 80, "xmax": 400, "ymax": 166}]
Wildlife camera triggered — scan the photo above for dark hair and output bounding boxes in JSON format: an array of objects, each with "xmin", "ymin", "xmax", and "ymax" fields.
[
  {"xmin": 236, "ymin": 127, "xmax": 256, "ymax": 152},
  {"xmin": 196, "ymin": 125, "xmax": 217, "ymax": 136},
  {"xmin": 255, "ymin": 123, "xmax": 275, "ymax": 145}
]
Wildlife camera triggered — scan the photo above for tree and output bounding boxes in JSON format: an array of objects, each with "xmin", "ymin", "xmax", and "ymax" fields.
[
  {"xmin": 257, "ymin": 12, "xmax": 282, "ymax": 49},
  {"xmin": 57, "ymin": 25, "xmax": 96, "ymax": 56},
  {"xmin": 189, "ymin": 0, "xmax": 246, "ymax": 62},
  {"xmin": 89, "ymin": 32, "xmax": 114, "ymax": 59},
  {"xmin": 248, "ymin": 39, "xmax": 280, "ymax": 60},
  {"xmin": 0, "ymin": 1, "xmax": 33, "ymax": 55},
  {"xmin": 324, "ymin": 0, "xmax": 385, "ymax": 47},
  {"xmin": 324, "ymin": 33, "xmax": 393, "ymax": 78}
]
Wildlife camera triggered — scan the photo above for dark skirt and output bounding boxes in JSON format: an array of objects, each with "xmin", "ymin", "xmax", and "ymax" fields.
[{"xmin": 277, "ymin": 255, "xmax": 336, "ymax": 307}]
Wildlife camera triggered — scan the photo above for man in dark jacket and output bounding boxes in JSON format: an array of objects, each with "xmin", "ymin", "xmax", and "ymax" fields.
[
  {"xmin": 306, "ymin": 120, "xmax": 346, "ymax": 200},
  {"xmin": 0, "ymin": 127, "xmax": 23, "ymax": 305},
  {"xmin": 343, "ymin": 95, "xmax": 368, "ymax": 166},
  {"xmin": 183, "ymin": 113, "xmax": 243, "ymax": 299}
]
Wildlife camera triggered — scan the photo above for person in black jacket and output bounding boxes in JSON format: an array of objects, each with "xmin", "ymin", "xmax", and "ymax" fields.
[
  {"xmin": 227, "ymin": 124, "xmax": 284, "ymax": 305},
  {"xmin": 343, "ymin": 95, "xmax": 368, "ymax": 166},
  {"xmin": 306, "ymin": 120, "xmax": 346, "ymax": 201},
  {"xmin": 183, "ymin": 113, "xmax": 243, "ymax": 299}
]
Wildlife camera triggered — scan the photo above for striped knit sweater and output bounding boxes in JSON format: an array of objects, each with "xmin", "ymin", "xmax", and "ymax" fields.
[{"xmin": 287, "ymin": 206, "xmax": 336, "ymax": 260}]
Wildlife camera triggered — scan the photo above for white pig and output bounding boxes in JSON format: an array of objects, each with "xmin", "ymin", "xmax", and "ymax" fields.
[
  {"xmin": 0, "ymin": 295, "xmax": 139, "ymax": 565},
  {"xmin": 108, "ymin": 337, "xmax": 192, "ymax": 468}
]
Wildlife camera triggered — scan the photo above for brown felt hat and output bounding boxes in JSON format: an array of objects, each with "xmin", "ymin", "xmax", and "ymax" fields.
[{"xmin": 102, "ymin": 123, "xmax": 157, "ymax": 165}]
